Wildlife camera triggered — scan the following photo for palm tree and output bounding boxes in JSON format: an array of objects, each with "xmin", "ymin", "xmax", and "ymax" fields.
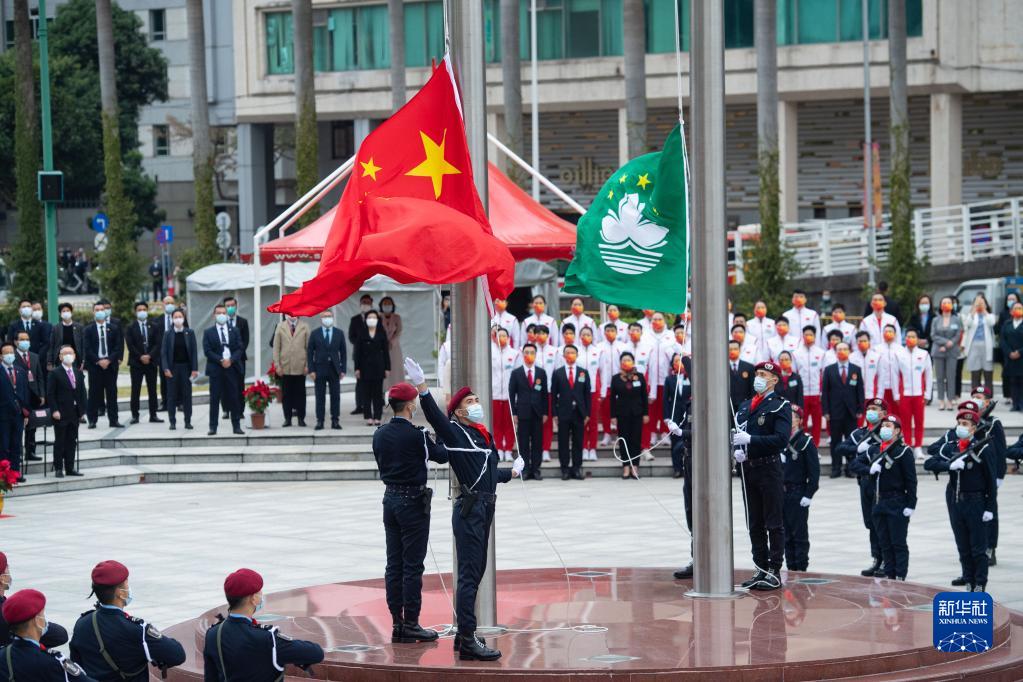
[
  {"xmin": 292, "ymin": 0, "xmax": 319, "ymax": 225},
  {"xmin": 186, "ymin": 0, "xmax": 217, "ymax": 264},
  {"xmin": 500, "ymin": 0, "xmax": 524, "ymax": 185},
  {"xmin": 622, "ymin": 0, "xmax": 647, "ymax": 157},
  {"xmin": 388, "ymin": 0, "xmax": 406, "ymax": 112}
]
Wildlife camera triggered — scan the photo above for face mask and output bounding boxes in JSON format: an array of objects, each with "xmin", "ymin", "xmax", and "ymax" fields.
[
  {"xmin": 865, "ymin": 410, "xmax": 881, "ymax": 424},
  {"xmin": 216, "ymin": 314, "xmax": 228, "ymax": 325},
  {"xmin": 776, "ymin": 327, "xmax": 788, "ymax": 337},
  {"xmin": 1014, "ymin": 309, "xmax": 1023, "ymax": 320},
  {"xmin": 803, "ymin": 335, "xmax": 815, "ymax": 346},
  {"xmin": 321, "ymin": 317, "xmax": 334, "ymax": 327},
  {"xmin": 872, "ymin": 300, "xmax": 885, "ymax": 312},
  {"xmin": 563, "ymin": 334, "xmax": 575, "ymax": 345},
  {"xmin": 1, "ymin": 354, "xmax": 14, "ymax": 366},
  {"xmin": 19, "ymin": 307, "xmax": 31, "ymax": 318},
  {"xmin": 40, "ymin": 618, "xmax": 49, "ymax": 637},
  {"xmin": 883, "ymin": 332, "xmax": 896, "ymax": 342},
  {"xmin": 61, "ymin": 311, "xmax": 72, "ymax": 321},
  {"xmin": 498, "ymin": 337, "xmax": 508, "ymax": 347},
  {"xmin": 754, "ymin": 308, "xmax": 766, "ymax": 319},
  {"xmin": 95, "ymin": 311, "xmax": 107, "ymax": 322},
  {"xmin": 523, "ymin": 353, "xmax": 536, "ymax": 365},
  {"xmin": 728, "ymin": 350, "xmax": 740, "ymax": 361},
  {"xmin": 919, "ymin": 303, "xmax": 930, "ymax": 313},
  {"xmin": 779, "ymin": 359, "xmax": 792, "ymax": 371},
  {"xmin": 906, "ymin": 338, "xmax": 918, "ymax": 349},
  {"xmin": 360, "ymin": 304, "xmax": 371, "ymax": 313},
  {"xmin": 537, "ymin": 335, "xmax": 548, "ymax": 345},
  {"xmin": 858, "ymin": 341, "xmax": 870, "ymax": 352},
  {"xmin": 226, "ymin": 306, "xmax": 237, "ymax": 316},
  {"xmin": 652, "ymin": 320, "xmax": 665, "ymax": 332},
  {"xmin": 836, "ymin": 350, "xmax": 850, "ymax": 361},
  {"xmin": 571, "ymin": 304, "xmax": 583, "ymax": 315},
  {"xmin": 16, "ymin": 341, "xmax": 29, "ymax": 352},
  {"xmin": 608, "ymin": 310, "xmax": 619, "ymax": 321},
  {"xmin": 122, "ymin": 587, "xmax": 134, "ymax": 607},
  {"xmin": 753, "ymin": 376, "xmax": 769, "ymax": 394},
  {"xmin": 367, "ymin": 317, "xmax": 379, "ymax": 328},
  {"xmin": 581, "ymin": 336, "xmax": 591, "ymax": 346},
  {"xmin": 465, "ymin": 403, "xmax": 484, "ymax": 422},
  {"xmin": 793, "ymin": 297, "xmax": 805, "ymax": 308},
  {"xmin": 879, "ymin": 426, "xmax": 894, "ymax": 441},
  {"xmin": 254, "ymin": 598, "xmax": 264, "ymax": 614},
  {"xmin": 62, "ymin": 354, "xmax": 75, "ymax": 366},
  {"xmin": 136, "ymin": 311, "xmax": 148, "ymax": 321},
  {"xmin": 30, "ymin": 310, "xmax": 42, "ymax": 321},
  {"xmin": 605, "ymin": 332, "xmax": 616, "ymax": 343},
  {"xmin": 955, "ymin": 425, "xmax": 972, "ymax": 440},
  {"xmin": 381, "ymin": 305, "xmax": 394, "ymax": 313},
  {"xmin": 165, "ymin": 304, "xmax": 175, "ymax": 314},
  {"xmin": 564, "ymin": 353, "xmax": 577, "ymax": 365},
  {"xmin": 621, "ymin": 361, "xmax": 635, "ymax": 372},
  {"xmin": 495, "ymin": 301, "xmax": 507, "ymax": 312},
  {"xmin": 172, "ymin": 318, "xmax": 185, "ymax": 329},
  {"xmin": 832, "ymin": 311, "xmax": 845, "ymax": 322},
  {"xmin": 533, "ymin": 304, "xmax": 545, "ymax": 315},
  {"xmin": 629, "ymin": 332, "xmax": 642, "ymax": 343}
]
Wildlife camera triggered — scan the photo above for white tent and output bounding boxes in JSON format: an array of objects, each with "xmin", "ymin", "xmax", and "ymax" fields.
[{"xmin": 186, "ymin": 263, "xmax": 440, "ymax": 380}]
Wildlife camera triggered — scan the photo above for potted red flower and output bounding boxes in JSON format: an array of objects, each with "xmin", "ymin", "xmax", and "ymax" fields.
[
  {"xmin": 0, "ymin": 459, "xmax": 19, "ymax": 516},
  {"xmin": 243, "ymin": 380, "xmax": 273, "ymax": 429},
  {"xmin": 266, "ymin": 362, "xmax": 283, "ymax": 388}
]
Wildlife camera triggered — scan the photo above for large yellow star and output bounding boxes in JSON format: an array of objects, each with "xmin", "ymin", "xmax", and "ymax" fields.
[
  {"xmin": 405, "ymin": 130, "xmax": 461, "ymax": 199},
  {"xmin": 637, "ymin": 173, "xmax": 652, "ymax": 190},
  {"xmin": 360, "ymin": 157, "xmax": 381, "ymax": 181}
]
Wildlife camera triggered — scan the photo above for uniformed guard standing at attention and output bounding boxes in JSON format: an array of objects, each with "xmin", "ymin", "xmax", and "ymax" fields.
[
  {"xmin": 373, "ymin": 382, "xmax": 449, "ymax": 644},
  {"xmin": 0, "ymin": 589, "xmax": 97, "ymax": 680},
  {"xmin": 70, "ymin": 560, "xmax": 186, "ymax": 681},
  {"xmin": 924, "ymin": 409, "xmax": 997, "ymax": 592},
  {"xmin": 730, "ymin": 361, "xmax": 792, "ymax": 591},
  {"xmin": 404, "ymin": 357, "xmax": 521, "ymax": 662},
  {"xmin": 0, "ymin": 551, "xmax": 70, "ymax": 648},
  {"xmin": 968, "ymin": 387, "xmax": 1006, "ymax": 567},
  {"xmin": 662, "ymin": 353, "xmax": 693, "ymax": 579},
  {"xmin": 782, "ymin": 405, "xmax": 820, "ymax": 572},
  {"xmin": 850, "ymin": 415, "xmax": 917, "ymax": 581},
  {"xmin": 203, "ymin": 568, "xmax": 323, "ymax": 681}
]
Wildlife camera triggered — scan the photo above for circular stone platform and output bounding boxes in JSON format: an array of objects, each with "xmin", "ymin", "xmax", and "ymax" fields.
[{"xmin": 157, "ymin": 568, "xmax": 1023, "ymax": 680}]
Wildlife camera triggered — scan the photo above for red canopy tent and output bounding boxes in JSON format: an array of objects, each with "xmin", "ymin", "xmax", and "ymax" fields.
[{"xmin": 258, "ymin": 163, "xmax": 577, "ymax": 264}]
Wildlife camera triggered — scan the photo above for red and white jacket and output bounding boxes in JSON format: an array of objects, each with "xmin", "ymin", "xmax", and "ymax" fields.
[
  {"xmin": 876, "ymin": 342, "xmax": 910, "ymax": 399},
  {"xmin": 793, "ymin": 344, "xmax": 827, "ymax": 396},
  {"xmin": 851, "ymin": 347, "xmax": 881, "ymax": 400},
  {"xmin": 490, "ymin": 343, "xmax": 521, "ymax": 401},
  {"xmin": 859, "ymin": 312, "xmax": 902, "ymax": 348},
  {"xmin": 898, "ymin": 346, "xmax": 933, "ymax": 398},
  {"xmin": 643, "ymin": 327, "xmax": 676, "ymax": 397},
  {"xmin": 597, "ymin": 339, "xmax": 626, "ymax": 398}
]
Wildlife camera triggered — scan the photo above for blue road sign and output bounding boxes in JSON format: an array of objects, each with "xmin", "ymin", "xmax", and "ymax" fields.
[
  {"xmin": 92, "ymin": 212, "xmax": 109, "ymax": 233},
  {"xmin": 157, "ymin": 224, "xmax": 174, "ymax": 244}
]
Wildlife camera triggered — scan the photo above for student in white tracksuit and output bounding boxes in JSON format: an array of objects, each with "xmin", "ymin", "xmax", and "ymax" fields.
[
  {"xmin": 521, "ymin": 296, "xmax": 559, "ymax": 349},
  {"xmin": 783, "ymin": 290, "xmax": 821, "ymax": 341},
  {"xmin": 898, "ymin": 329, "xmax": 933, "ymax": 455},
  {"xmin": 747, "ymin": 302, "xmax": 776, "ymax": 364},
  {"xmin": 643, "ymin": 313, "xmax": 675, "ymax": 449},
  {"xmin": 876, "ymin": 325, "xmax": 911, "ymax": 427},
  {"xmin": 491, "ymin": 299, "xmax": 520, "ymax": 348},
  {"xmin": 851, "ymin": 331, "xmax": 881, "ymax": 400},
  {"xmin": 562, "ymin": 297, "xmax": 597, "ymax": 339},
  {"xmin": 597, "ymin": 323, "xmax": 626, "ymax": 446},
  {"xmin": 859, "ymin": 294, "xmax": 902, "ymax": 348},
  {"xmin": 576, "ymin": 328, "xmax": 603, "ymax": 460},
  {"xmin": 768, "ymin": 318, "xmax": 801, "ymax": 362},
  {"xmin": 821, "ymin": 303, "xmax": 857, "ymax": 349},
  {"xmin": 490, "ymin": 329, "xmax": 521, "ymax": 461}
]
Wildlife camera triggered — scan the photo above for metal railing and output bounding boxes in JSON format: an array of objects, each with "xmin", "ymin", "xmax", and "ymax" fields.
[{"xmin": 730, "ymin": 196, "xmax": 1023, "ymax": 282}]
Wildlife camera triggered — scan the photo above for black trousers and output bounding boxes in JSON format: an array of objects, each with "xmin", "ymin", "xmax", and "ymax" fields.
[
  {"xmin": 1, "ymin": 418, "xmax": 24, "ymax": 473},
  {"xmin": 167, "ymin": 363, "xmax": 193, "ymax": 425},
  {"xmin": 557, "ymin": 415, "xmax": 583, "ymax": 474},
  {"xmin": 315, "ymin": 371, "xmax": 340, "ymax": 423},
  {"xmin": 221, "ymin": 376, "xmax": 246, "ymax": 418},
  {"xmin": 152, "ymin": 280, "xmax": 163, "ymax": 301},
  {"xmin": 23, "ymin": 423, "xmax": 35, "ymax": 458},
  {"xmin": 670, "ymin": 435, "xmax": 686, "ymax": 474},
  {"xmin": 383, "ymin": 492, "xmax": 431, "ymax": 623},
  {"xmin": 872, "ymin": 495, "xmax": 910, "ymax": 579},
  {"xmin": 829, "ymin": 414, "xmax": 856, "ymax": 474},
  {"xmin": 950, "ymin": 492, "xmax": 990, "ymax": 587},
  {"xmin": 53, "ymin": 417, "xmax": 79, "ymax": 473},
  {"xmin": 955, "ymin": 358, "xmax": 964, "ymax": 398},
  {"xmin": 159, "ymin": 364, "xmax": 168, "ymax": 407},
  {"xmin": 354, "ymin": 377, "xmax": 364, "ymax": 410},
  {"xmin": 209, "ymin": 369, "xmax": 241, "ymax": 430},
  {"xmin": 281, "ymin": 374, "xmax": 306, "ymax": 420},
  {"xmin": 1007, "ymin": 375, "xmax": 1023, "ymax": 411},
  {"xmin": 516, "ymin": 416, "xmax": 543, "ymax": 477},
  {"xmin": 740, "ymin": 462, "xmax": 785, "ymax": 571},
  {"xmin": 682, "ymin": 451, "xmax": 693, "ymax": 532},
  {"xmin": 616, "ymin": 415, "xmax": 643, "ymax": 465},
  {"xmin": 130, "ymin": 363, "xmax": 159, "ymax": 419},
  {"xmin": 452, "ymin": 495, "xmax": 495, "ymax": 635},
  {"xmin": 86, "ymin": 364, "xmax": 119, "ymax": 424},
  {"xmin": 860, "ymin": 478, "xmax": 880, "ymax": 560},
  {"xmin": 362, "ymin": 379, "xmax": 384, "ymax": 420},
  {"xmin": 783, "ymin": 486, "xmax": 810, "ymax": 571}
]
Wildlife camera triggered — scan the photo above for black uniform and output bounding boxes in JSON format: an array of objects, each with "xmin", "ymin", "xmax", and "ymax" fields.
[
  {"xmin": 372, "ymin": 416, "xmax": 449, "ymax": 624},
  {"xmin": 850, "ymin": 438, "xmax": 917, "ymax": 579},
  {"xmin": 70, "ymin": 604, "xmax": 185, "ymax": 681},
  {"xmin": 924, "ymin": 435, "xmax": 998, "ymax": 589},
  {"xmin": 735, "ymin": 391, "xmax": 791, "ymax": 573},
  {"xmin": 663, "ymin": 360, "xmax": 692, "ymax": 477},
  {"xmin": 775, "ymin": 372, "xmax": 803, "ymax": 409},
  {"xmin": 0, "ymin": 636, "xmax": 95, "ymax": 680},
  {"xmin": 782, "ymin": 430, "xmax": 820, "ymax": 571},
  {"xmin": 0, "ymin": 596, "xmax": 68, "ymax": 648},
  {"xmin": 420, "ymin": 391, "xmax": 512, "ymax": 637},
  {"xmin": 835, "ymin": 424, "xmax": 884, "ymax": 566},
  {"xmin": 975, "ymin": 409, "xmax": 1006, "ymax": 553},
  {"xmin": 203, "ymin": 613, "xmax": 323, "ymax": 682},
  {"xmin": 550, "ymin": 363, "xmax": 591, "ymax": 478},
  {"xmin": 609, "ymin": 372, "xmax": 647, "ymax": 466},
  {"xmin": 508, "ymin": 364, "xmax": 548, "ymax": 479}
]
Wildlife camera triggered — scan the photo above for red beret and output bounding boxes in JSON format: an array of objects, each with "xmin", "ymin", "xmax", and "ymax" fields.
[
  {"xmin": 971, "ymin": 385, "xmax": 993, "ymax": 399},
  {"xmin": 0, "ymin": 552, "xmax": 6, "ymax": 575},
  {"xmin": 224, "ymin": 568, "xmax": 263, "ymax": 599},
  {"xmin": 883, "ymin": 414, "xmax": 902, "ymax": 429},
  {"xmin": 957, "ymin": 410, "xmax": 980, "ymax": 425},
  {"xmin": 754, "ymin": 361, "xmax": 781, "ymax": 378},
  {"xmin": 2, "ymin": 589, "xmax": 45, "ymax": 625},
  {"xmin": 91, "ymin": 560, "xmax": 129, "ymax": 587},
  {"xmin": 388, "ymin": 382, "xmax": 418, "ymax": 402},
  {"xmin": 447, "ymin": 386, "xmax": 474, "ymax": 416},
  {"xmin": 864, "ymin": 398, "xmax": 887, "ymax": 411},
  {"xmin": 958, "ymin": 400, "xmax": 981, "ymax": 414}
]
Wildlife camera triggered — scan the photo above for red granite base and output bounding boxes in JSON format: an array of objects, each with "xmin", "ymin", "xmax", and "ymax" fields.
[{"xmin": 157, "ymin": 568, "xmax": 1023, "ymax": 681}]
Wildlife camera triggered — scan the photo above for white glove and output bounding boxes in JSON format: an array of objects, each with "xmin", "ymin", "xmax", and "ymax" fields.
[
  {"xmin": 664, "ymin": 419, "xmax": 684, "ymax": 437},
  {"xmin": 733, "ymin": 449, "xmax": 747, "ymax": 463},
  {"xmin": 780, "ymin": 452, "xmax": 787, "ymax": 463},
  {"xmin": 982, "ymin": 511, "xmax": 994, "ymax": 523},
  {"xmin": 949, "ymin": 458, "xmax": 966, "ymax": 471},
  {"xmin": 512, "ymin": 456, "xmax": 525, "ymax": 476},
  {"xmin": 996, "ymin": 478, "xmax": 1004, "ymax": 489},
  {"xmin": 869, "ymin": 460, "xmax": 882, "ymax": 475},
  {"xmin": 857, "ymin": 439, "xmax": 871, "ymax": 454},
  {"xmin": 799, "ymin": 497, "xmax": 812, "ymax": 508},
  {"xmin": 404, "ymin": 357, "xmax": 425, "ymax": 385},
  {"xmin": 732, "ymin": 431, "xmax": 751, "ymax": 446},
  {"xmin": 903, "ymin": 507, "xmax": 914, "ymax": 518}
]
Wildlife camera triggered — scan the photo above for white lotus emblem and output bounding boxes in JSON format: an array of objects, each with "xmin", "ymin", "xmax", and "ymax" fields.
[{"xmin": 598, "ymin": 194, "xmax": 667, "ymax": 275}]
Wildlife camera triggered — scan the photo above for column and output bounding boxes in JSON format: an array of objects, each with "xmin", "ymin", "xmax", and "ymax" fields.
[
  {"xmin": 617, "ymin": 107, "xmax": 629, "ymax": 166},
  {"xmin": 778, "ymin": 100, "xmax": 799, "ymax": 223},
  {"xmin": 930, "ymin": 92, "xmax": 962, "ymax": 208},
  {"xmin": 487, "ymin": 112, "xmax": 509, "ymax": 173},
  {"xmin": 237, "ymin": 123, "xmax": 274, "ymax": 255},
  {"xmin": 354, "ymin": 118, "xmax": 373, "ymax": 149}
]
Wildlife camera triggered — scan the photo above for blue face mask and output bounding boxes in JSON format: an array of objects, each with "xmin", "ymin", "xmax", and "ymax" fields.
[
  {"xmin": 865, "ymin": 410, "xmax": 881, "ymax": 424},
  {"xmin": 919, "ymin": 303, "xmax": 930, "ymax": 313},
  {"xmin": 254, "ymin": 598, "xmax": 264, "ymax": 614},
  {"xmin": 16, "ymin": 341, "xmax": 29, "ymax": 352},
  {"xmin": 95, "ymin": 310, "xmax": 107, "ymax": 322},
  {"xmin": 41, "ymin": 618, "xmax": 49, "ymax": 637},
  {"xmin": 216, "ymin": 314, "xmax": 228, "ymax": 326},
  {"xmin": 465, "ymin": 404, "xmax": 484, "ymax": 422},
  {"xmin": 226, "ymin": 306, "xmax": 237, "ymax": 316},
  {"xmin": 879, "ymin": 427, "xmax": 894, "ymax": 441},
  {"xmin": 122, "ymin": 587, "xmax": 134, "ymax": 607},
  {"xmin": 753, "ymin": 376, "xmax": 768, "ymax": 394},
  {"xmin": 955, "ymin": 425, "xmax": 972, "ymax": 440}
]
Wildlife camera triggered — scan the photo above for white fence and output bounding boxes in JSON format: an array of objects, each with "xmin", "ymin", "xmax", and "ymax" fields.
[{"xmin": 730, "ymin": 196, "xmax": 1022, "ymax": 281}]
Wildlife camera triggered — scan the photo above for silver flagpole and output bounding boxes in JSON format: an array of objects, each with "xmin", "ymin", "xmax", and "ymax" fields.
[
  {"xmin": 530, "ymin": 0, "xmax": 539, "ymax": 201},
  {"xmin": 863, "ymin": 0, "xmax": 877, "ymax": 288}
]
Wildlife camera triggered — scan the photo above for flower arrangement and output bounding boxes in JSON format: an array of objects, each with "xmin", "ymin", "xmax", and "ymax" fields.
[
  {"xmin": 243, "ymin": 381, "xmax": 274, "ymax": 414},
  {"xmin": 266, "ymin": 362, "xmax": 283, "ymax": 388},
  {"xmin": 0, "ymin": 459, "xmax": 18, "ymax": 493}
]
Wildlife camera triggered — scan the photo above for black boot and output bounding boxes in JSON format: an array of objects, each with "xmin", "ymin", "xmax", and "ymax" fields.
[
  {"xmin": 741, "ymin": 570, "xmax": 766, "ymax": 589},
  {"xmin": 951, "ymin": 575, "xmax": 968, "ymax": 586},
  {"xmin": 988, "ymin": 548, "xmax": 997, "ymax": 567},
  {"xmin": 392, "ymin": 621, "xmax": 438, "ymax": 643},
  {"xmin": 750, "ymin": 568, "xmax": 781, "ymax": 591},
  {"xmin": 860, "ymin": 557, "xmax": 881, "ymax": 577},
  {"xmin": 975, "ymin": 583, "xmax": 987, "ymax": 593},
  {"xmin": 453, "ymin": 635, "xmax": 483, "ymax": 652},
  {"xmin": 673, "ymin": 563, "xmax": 693, "ymax": 580},
  {"xmin": 458, "ymin": 633, "xmax": 501, "ymax": 661}
]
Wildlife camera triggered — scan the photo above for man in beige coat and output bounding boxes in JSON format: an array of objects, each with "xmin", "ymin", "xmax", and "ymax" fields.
[{"xmin": 273, "ymin": 315, "xmax": 311, "ymax": 426}]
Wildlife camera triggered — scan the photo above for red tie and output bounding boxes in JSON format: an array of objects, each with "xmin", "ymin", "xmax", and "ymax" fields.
[
  {"xmin": 7, "ymin": 368, "xmax": 14, "ymax": 388},
  {"xmin": 841, "ymin": 366, "xmax": 847, "ymax": 384},
  {"xmin": 527, "ymin": 369, "xmax": 533, "ymax": 385},
  {"xmin": 569, "ymin": 366, "xmax": 576, "ymax": 388}
]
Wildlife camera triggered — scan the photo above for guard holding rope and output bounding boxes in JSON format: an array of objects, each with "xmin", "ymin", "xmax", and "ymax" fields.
[{"xmin": 663, "ymin": 353, "xmax": 693, "ymax": 579}]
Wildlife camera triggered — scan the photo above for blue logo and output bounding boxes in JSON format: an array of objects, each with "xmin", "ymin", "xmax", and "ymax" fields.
[{"xmin": 933, "ymin": 592, "xmax": 993, "ymax": 653}]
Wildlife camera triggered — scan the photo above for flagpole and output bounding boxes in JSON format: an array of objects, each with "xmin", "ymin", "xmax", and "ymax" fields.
[{"xmin": 448, "ymin": 0, "xmax": 498, "ymax": 630}]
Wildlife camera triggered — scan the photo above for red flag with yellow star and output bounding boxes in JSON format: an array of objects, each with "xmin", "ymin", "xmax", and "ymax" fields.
[{"xmin": 269, "ymin": 56, "xmax": 514, "ymax": 316}]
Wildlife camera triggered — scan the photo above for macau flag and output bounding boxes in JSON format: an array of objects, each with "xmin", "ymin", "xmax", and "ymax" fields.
[{"xmin": 563, "ymin": 124, "xmax": 688, "ymax": 313}]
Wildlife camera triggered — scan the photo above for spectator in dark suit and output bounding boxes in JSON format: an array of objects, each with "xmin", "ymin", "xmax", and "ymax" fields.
[
  {"xmin": 508, "ymin": 343, "xmax": 548, "ymax": 480},
  {"xmin": 775, "ymin": 350, "xmax": 804, "ymax": 408},
  {"xmin": 353, "ymin": 310, "xmax": 390, "ymax": 425},
  {"xmin": 155, "ymin": 296, "xmax": 184, "ymax": 410},
  {"xmin": 48, "ymin": 303, "xmax": 83, "ymax": 372},
  {"xmin": 12, "ymin": 331, "xmax": 43, "ymax": 463},
  {"xmin": 610, "ymin": 352, "xmax": 647, "ymax": 480},
  {"xmin": 28, "ymin": 302, "xmax": 51, "ymax": 360},
  {"xmin": 551, "ymin": 344, "xmax": 591, "ymax": 481},
  {"xmin": 1000, "ymin": 301, "xmax": 1023, "ymax": 412},
  {"xmin": 0, "ymin": 343, "xmax": 28, "ymax": 481},
  {"xmin": 203, "ymin": 304, "xmax": 244, "ymax": 436},
  {"xmin": 46, "ymin": 344, "xmax": 86, "ymax": 477},
  {"xmin": 7, "ymin": 299, "xmax": 48, "ymax": 357},
  {"xmin": 161, "ymin": 309, "xmax": 198, "ymax": 430},
  {"xmin": 223, "ymin": 296, "xmax": 249, "ymax": 419},
  {"xmin": 125, "ymin": 302, "xmax": 163, "ymax": 425},
  {"xmin": 729, "ymin": 340, "xmax": 756, "ymax": 417},
  {"xmin": 905, "ymin": 294, "xmax": 933, "ymax": 353},
  {"xmin": 348, "ymin": 294, "xmax": 374, "ymax": 415},
  {"xmin": 82, "ymin": 302, "xmax": 124, "ymax": 429},
  {"xmin": 821, "ymin": 342, "xmax": 865, "ymax": 478},
  {"xmin": 307, "ymin": 310, "xmax": 347, "ymax": 430}
]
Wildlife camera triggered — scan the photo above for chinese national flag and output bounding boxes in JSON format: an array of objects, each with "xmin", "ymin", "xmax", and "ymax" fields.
[{"xmin": 269, "ymin": 56, "xmax": 515, "ymax": 316}]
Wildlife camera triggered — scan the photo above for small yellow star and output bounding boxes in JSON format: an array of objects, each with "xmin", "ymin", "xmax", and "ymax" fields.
[
  {"xmin": 360, "ymin": 157, "xmax": 382, "ymax": 181},
  {"xmin": 637, "ymin": 173, "xmax": 651, "ymax": 190},
  {"xmin": 618, "ymin": 174, "xmax": 627, "ymax": 184},
  {"xmin": 607, "ymin": 189, "xmax": 615, "ymax": 200}
]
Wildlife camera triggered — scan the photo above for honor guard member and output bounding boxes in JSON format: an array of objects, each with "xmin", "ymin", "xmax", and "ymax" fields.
[
  {"xmin": 663, "ymin": 354, "xmax": 694, "ymax": 579},
  {"xmin": 731, "ymin": 361, "xmax": 791, "ymax": 591},
  {"xmin": 0, "ymin": 589, "xmax": 96, "ymax": 681},
  {"xmin": 968, "ymin": 387, "xmax": 1006, "ymax": 567},
  {"xmin": 0, "ymin": 552, "xmax": 69, "ymax": 648},
  {"xmin": 924, "ymin": 409, "xmax": 997, "ymax": 592},
  {"xmin": 203, "ymin": 569, "xmax": 323, "ymax": 681},
  {"xmin": 782, "ymin": 406, "xmax": 820, "ymax": 572},
  {"xmin": 405, "ymin": 358, "xmax": 521, "ymax": 662},
  {"xmin": 834, "ymin": 398, "xmax": 888, "ymax": 577},
  {"xmin": 849, "ymin": 415, "xmax": 916, "ymax": 581},
  {"xmin": 70, "ymin": 560, "xmax": 185, "ymax": 681},
  {"xmin": 372, "ymin": 383, "xmax": 448, "ymax": 643}
]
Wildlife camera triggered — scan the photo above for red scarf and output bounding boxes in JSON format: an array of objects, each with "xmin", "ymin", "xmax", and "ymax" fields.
[
  {"xmin": 750, "ymin": 393, "xmax": 765, "ymax": 413},
  {"xmin": 880, "ymin": 438, "xmax": 896, "ymax": 452},
  {"xmin": 958, "ymin": 438, "xmax": 971, "ymax": 452},
  {"xmin": 467, "ymin": 421, "xmax": 492, "ymax": 446}
]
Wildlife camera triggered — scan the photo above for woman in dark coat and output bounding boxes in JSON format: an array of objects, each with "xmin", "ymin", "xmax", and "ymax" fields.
[
  {"xmin": 906, "ymin": 294, "xmax": 934, "ymax": 352},
  {"xmin": 1000, "ymin": 300, "xmax": 1023, "ymax": 411},
  {"xmin": 354, "ymin": 309, "xmax": 390, "ymax": 425},
  {"xmin": 775, "ymin": 350, "xmax": 804, "ymax": 408},
  {"xmin": 997, "ymin": 292, "xmax": 1021, "ymax": 398},
  {"xmin": 610, "ymin": 351, "xmax": 648, "ymax": 480}
]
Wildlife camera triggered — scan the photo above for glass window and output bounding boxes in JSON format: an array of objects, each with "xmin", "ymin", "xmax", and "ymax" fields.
[
  {"xmin": 647, "ymin": 0, "xmax": 687, "ymax": 53},
  {"xmin": 838, "ymin": 0, "xmax": 883, "ymax": 41},
  {"xmin": 724, "ymin": 0, "xmax": 753, "ymax": 48},
  {"xmin": 4, "ymin": 21, "xmax": 13, "ymax": 50},
  {"xmin": 601, "ymin": 0, "xmax": 623, "ymax": 56},
  {"xmin": 537, "ymin": 3, "xmax": 565, "ymax": 60},
  {"xmin": 153, "ymin": 125, "xmax": 170, "ymax": 157},
  {"xmin": 357, "ymin": 5, "xmax": 390, "ymax": 69},
  {"xmin": 266, "ymin": 11, "xmax": 294, "ymax": 74},
  {"xmin": 484, "ymin": 0, "xmax": 501, "ymax": 62},
  {"xmin": 567, "ymin": 0, "xmax": 600, "ymax": 58},
  {"xmin": 782, "ymin": 0, "xmax": 921, "ymax": 44},
  {"xmin": 404, "ymin": 1, "xmax": 444, "ymax": 67},
  {"xmin": 797, "ymin": 0, "xmax": 838, "ymax": 43},
  {"xmin": 906, "ymin": 0, "xmax": 922, "ymax": 37},
  {"xmin": 331, "ymin": 121, "xmax": 355, "ymax": 159},
  {"xmin": 149, "ymin": 9, "xmax": 166, "ymax": 41}
]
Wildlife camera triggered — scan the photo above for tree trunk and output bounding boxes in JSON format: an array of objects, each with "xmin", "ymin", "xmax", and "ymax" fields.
[
  {"xmin": 186, "ymin": 0, "xmax": 217, "ymax": 265},
  {"xmin": 622, "ymin": 0, "xmax": 647, "ymax": 158},
  {"xmin": 292, "ymin": 0, "xmax": 319, "ymax": 226},
  {"xmin": 500, "ymin": 0, "xmax": 524, "ymax": 185},
  {"xmin": 388, "ymin": 0, "xmax": 406, "ymax": 112}
]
